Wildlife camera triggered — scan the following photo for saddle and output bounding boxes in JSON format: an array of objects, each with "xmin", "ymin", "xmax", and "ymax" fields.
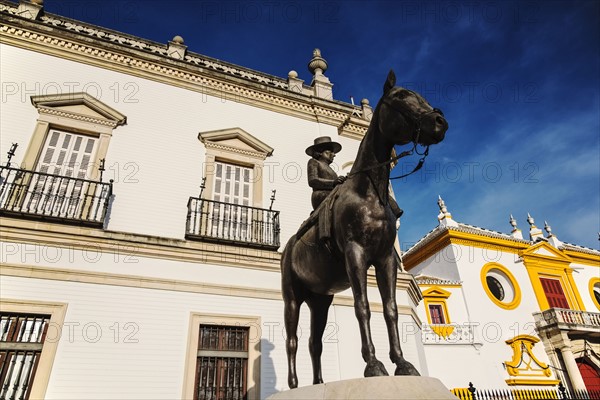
[{"xmin": 296, "ymin": 185, "xmax": 341, "ymax": 241}]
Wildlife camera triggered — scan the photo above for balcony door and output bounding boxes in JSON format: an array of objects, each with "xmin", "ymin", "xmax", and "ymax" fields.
[
  {"xmin": 28, "ymin": 130, "xmax": 98, "ymax": 216},
  {"xmin": 211, "ymin": 162, "xmax": 253, "ymax": 241},
  {"xmin": 540, "ymin": 277, "xmax": 570, "ymax": 309}
]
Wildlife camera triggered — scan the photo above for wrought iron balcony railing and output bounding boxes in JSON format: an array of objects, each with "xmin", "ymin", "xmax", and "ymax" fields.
[
  {"xmin": 186, "ymin": 197, "xmax": 280, "ymax": 250},
  {"xmin": 0, "ymin": 165, "xmax": 113, "ymax": 226}
]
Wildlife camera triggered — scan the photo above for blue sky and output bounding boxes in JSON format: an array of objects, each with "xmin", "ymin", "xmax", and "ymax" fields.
[{"xmin": 43, "ymin": 0, "xmax": 600, "ymax": 250}]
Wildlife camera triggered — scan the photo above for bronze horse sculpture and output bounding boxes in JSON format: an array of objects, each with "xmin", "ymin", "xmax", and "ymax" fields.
[{"xmin": 281, "ymin": 70, "xmax": 448, "ymax": 388}]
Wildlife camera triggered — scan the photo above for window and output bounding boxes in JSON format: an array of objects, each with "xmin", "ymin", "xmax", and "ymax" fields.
[
  {"xmin": 198, "ymin": 128, "xmax": 273, "ymax": 209},
  {"xmin": 0, "ymin": 313, "xmax": 50, "ymax": 400},
  {"xmin": 520, "ymin": 242, "xmax": 585, "ymax": 311},
  {"xmin": 486, "ymin": 276, "xmax": 505, "ymax": 301},
  {"xmin": 421, "ymin": 286, "xmax": 454, "ymax": 338},
  {"xmin": 428, "ymin": 304, "xmax": 446, "ymax": 324},
  {"xmin": 0, "ymin": 300, "xmax": 67, "ymax": 399},
  {"xmin": 0, "ymin": 93, "xmax": 125, "ymax": 225},
  {"xmin": 481, "ymin": 263, "xmax": 521, "ymax": 310},
  {"xmin": 211, "ymin": 162, "xmax": 253, "ymax": 241},
  {"xmin": 182, "ymin": 314, "xmax": 260, "ymax": 400},
  {"xmin": 187, "ymin": 129, "xmax": 279, "ymax": 249},
  {"xmin": 540, "ymin": 278, "xmax": 570, "ymax": 309},
  {"xmin": 24, "ymin": 93, "xmax": 126, "ymax": 176},
  {"xmin": 195, "ymin": 325, "xmax": 249, "ymax": 400}
]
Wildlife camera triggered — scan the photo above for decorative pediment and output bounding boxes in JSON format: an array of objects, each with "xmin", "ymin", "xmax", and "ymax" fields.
[
  {"xmin": 422, "ymin": 286, "xmax": 451, "ymax": 299},
  {"xmin": 520, "ymin": 241, "xmax": 572, "ymax": 264},
  {"xmin": 199, "ymin": 128, "xmax": 273, "ymax": 160},
  {"xmin": 30, "ymin": 92, "xmax": 127, "ymax": 127}
]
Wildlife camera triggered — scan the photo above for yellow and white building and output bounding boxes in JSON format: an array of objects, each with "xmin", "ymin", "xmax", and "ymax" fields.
[{"xmin": 403, "ymin": 196, "xmax": 600, "ymax": 392}]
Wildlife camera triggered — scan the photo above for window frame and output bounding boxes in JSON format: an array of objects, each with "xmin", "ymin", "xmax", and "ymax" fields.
[
  {"xmin": 0, "ymin": 299, "xmax": 67, "ymax": 399},
  {"xmin": 480, "ymin": 262, "xmax": 522, "ymax": 310},
  {"xmin": 22, "ymin": 93, "xmax": 126, "ymax": 179},
  {"xmin": 199, "ymin": 128, "xmax": 273, "ymax": 209},
  {"xmin": 182, "ymin": 313, "xmax": 261, "ymax": 400}
]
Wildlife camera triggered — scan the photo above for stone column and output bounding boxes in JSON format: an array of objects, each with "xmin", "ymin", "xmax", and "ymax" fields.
[{"xmin": 558, "ymin": 343, "xmax": 587, "ymax": 391}]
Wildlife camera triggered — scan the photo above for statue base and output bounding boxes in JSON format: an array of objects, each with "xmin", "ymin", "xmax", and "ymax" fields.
[{"xmin": 267, "ymin": 376, "xmax": 457, "ymax": 399}]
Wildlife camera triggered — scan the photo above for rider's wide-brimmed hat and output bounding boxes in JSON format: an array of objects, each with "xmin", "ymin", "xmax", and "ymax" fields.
[{"xmin": 305, "ymin": 136, "xmax": 342, "ymax": 157}]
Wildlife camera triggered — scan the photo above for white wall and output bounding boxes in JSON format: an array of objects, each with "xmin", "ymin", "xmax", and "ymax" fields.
[{"xmin": 0, "ymin": 44, "xmax": 361, "ymax": 247}]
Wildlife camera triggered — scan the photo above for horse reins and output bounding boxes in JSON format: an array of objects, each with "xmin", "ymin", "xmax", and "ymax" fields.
[{"xmin": 346, "ymin": 98, "xmax": 441, "ymax": 180}]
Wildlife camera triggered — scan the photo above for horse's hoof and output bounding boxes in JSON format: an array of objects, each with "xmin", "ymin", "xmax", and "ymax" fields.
[
  {"xmin": 395, "ymin": 360, "xmax": 420, "ymax": 376},
  {"xmin": 288, "ymin": 376, "xmax": 298, "ymax": 389},
  {"xmin": 364, "ymin": 360, "xmax": 389, "ymax": 377}
]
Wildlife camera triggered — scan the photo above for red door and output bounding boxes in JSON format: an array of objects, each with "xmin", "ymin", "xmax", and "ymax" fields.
[
  {"xmin": 540, "ymin": 277, "xmax": 570, "ymax": 309},
  {"xmin": 577, "ymin": 359, "xmax": 600, "ymax": 392}
]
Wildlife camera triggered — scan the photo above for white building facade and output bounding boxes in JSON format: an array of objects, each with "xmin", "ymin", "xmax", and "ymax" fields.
[{"xmin": 0, "ymin": 2, "xmax": 425, "ymax": 399}]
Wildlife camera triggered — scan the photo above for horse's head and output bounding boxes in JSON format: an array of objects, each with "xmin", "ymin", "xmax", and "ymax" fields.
[{"xmin": 377, "ymin": 70, "xmax": 448, "ymax": 147}]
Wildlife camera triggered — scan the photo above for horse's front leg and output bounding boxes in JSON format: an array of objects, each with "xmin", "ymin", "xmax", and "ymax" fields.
[
  {"xmin": 375, "ymin": 252, "xmax": 420, "ymax": 376},
  {"xmin": 344, "ymin": 242, "xmax": 388, "ymax": 377}
]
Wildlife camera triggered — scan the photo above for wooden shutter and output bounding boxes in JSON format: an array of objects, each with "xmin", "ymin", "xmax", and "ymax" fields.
[
  {"xmin": 211, "ymin": 162, "xmax": 253, "ymax": 241},
  {"xmin": 540, "ymin": 278, "xmax": 570, "ymax": 309},
  {"xmin": 428, "ymin": 304, "xmax": 446, "ymax": 324}
]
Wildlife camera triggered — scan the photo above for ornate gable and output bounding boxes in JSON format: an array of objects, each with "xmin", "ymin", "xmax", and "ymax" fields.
[
  {"xmin": 31, "ymin": 92, "xmax": 127, "ymax": 128},
  {"xmin": 199, "ymin": 128, "xmax": 273, "ymax": 160}
]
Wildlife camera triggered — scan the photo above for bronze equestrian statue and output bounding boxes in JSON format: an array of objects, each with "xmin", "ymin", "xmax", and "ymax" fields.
[{"xmin": 281, "ymin": 70, "xmax": 448, "ymax": 388}]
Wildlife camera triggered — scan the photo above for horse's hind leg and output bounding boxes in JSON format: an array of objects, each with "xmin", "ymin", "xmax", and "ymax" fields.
[
  {"xmin": 283, "ymin": 290, "xmax": 302, "ymax": 388},
  {"xmin": 306, "ymin": 292, "xmax": 334, "ymax": 384},
  {"xmin": 375, "ymin": 252, "xmax": 420, "ymax": 376},
  {"xmin": 281, "ymin": 241, "xmax": 304, "ymax": 389}
]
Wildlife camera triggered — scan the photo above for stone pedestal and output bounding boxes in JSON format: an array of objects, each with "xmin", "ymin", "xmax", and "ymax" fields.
[{"xmin": 267, "ymin": 376, "xmax": 457, "ymax": 400}]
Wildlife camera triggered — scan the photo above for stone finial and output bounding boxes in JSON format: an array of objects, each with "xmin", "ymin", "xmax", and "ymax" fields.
[
  {"xmin": 544, "ymin": 221, "xmax": 552, "ymax": 236},
  {"xmin": 544, "ymin": 220, "xmax": 563, "ymax": 248},
  {"xmin": 307, "ymin": 49, "xmax": 333, "ymax": 100},
  {"xmin": 308, "ymin": 48, "xmax": 328, "ymax": 76},
  {"xmin": 17, "ymin": 0, "xmax": 44, "ymax": 19},
  {"xmin": 361, "ymin": 98, "xmax": 373, "ymax": 121},
  {"xmin": 437, "ymin": 195, "xmax": 457, "ymax": 227},
  {"xmin": 167, "ymin": 35, "xmax": 187, "ymax": 60},
  {"xmin": 287, "ymin": 70, "xmax": 304, "ymax": 93},
  {"xmin": 437, "ymin": 195, "xmax": 448, "ymax": 214},
  {"xmin": 527, "ymin": 213, "xmax": 544, "ymax": 242},
  {"xmin": 509, "ymin": 214, "xmax": 523, "ymax": 239}
]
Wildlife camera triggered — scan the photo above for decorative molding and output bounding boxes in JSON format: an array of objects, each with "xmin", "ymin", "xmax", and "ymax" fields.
[
  {"xmin": 480, "ymin": 262, "xmax": 522, "ymax": 310},
  {"xmin": 0, "ymin": 218, "xmax": 422, "ymax": 300},
  {"xmin": 36, "ymin": 106, "xmax": 119, "ymax": 128},
  {"xmin": 0, "ymin": 263, "xmax": 421, "ymax": 325},
  {"xmin": 199, "ymin": 128, "xmax": 274, "ymax": 160},
  {"xmin": 0, "ymin": 12, "xmax": 369, "ymax": 137},
  {"xmin": 504, "ymin": 335, "xmax": 552, "ymax": 378}
]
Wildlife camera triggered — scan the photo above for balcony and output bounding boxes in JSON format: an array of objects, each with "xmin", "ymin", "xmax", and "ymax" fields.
[
  {"xmin": 0, "ymin": 165, "xmax": 113, "ymax": 227},
  {"xmin": 186, "ymin": 197, "xmax": 280, "ymax": 250},
  {"xmin": 534, "ymin": 308, "xmax": 600, "ymax": 335}
]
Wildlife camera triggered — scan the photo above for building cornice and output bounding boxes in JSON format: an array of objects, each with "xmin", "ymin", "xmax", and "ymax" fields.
[
  {"xmin": 0, "ymin": 218, "xmax": 420, "ymax": 294},
  {"xmin": 0, "ymin": 5, "xmax": 370, "ymax": 137},
  {"xmin": 403, "ymin": 224, "xmax": 599, "ymax": 270},
  {"xmin": 0, "ymin": 263, "xmax": 422, "ymax": 325}
]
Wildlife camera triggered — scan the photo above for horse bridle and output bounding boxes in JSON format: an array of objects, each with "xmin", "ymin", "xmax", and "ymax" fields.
[{"xmin": 379, "ymin": 94, "xmax": 443, "ymax": 179}]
